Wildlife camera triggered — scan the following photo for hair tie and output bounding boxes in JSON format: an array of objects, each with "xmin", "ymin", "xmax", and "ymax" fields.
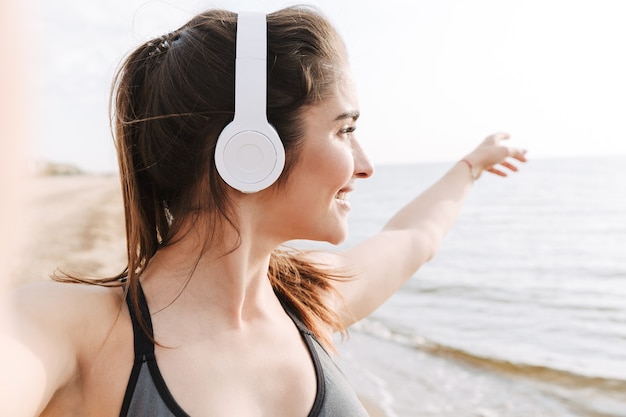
[{"xmin": 148, "ymin": 33, "xmax": 174, "ymax": 57}]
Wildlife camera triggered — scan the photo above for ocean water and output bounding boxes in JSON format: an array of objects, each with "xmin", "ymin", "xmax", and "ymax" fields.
[{"xmin": 322, "ymin": 156, "xmax": 626, "ymax": 417}]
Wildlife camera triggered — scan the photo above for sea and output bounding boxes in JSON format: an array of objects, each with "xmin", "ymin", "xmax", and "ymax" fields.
[{"xmin": 299, "ymin": 156, "xmax": 626, "ymax": 417}]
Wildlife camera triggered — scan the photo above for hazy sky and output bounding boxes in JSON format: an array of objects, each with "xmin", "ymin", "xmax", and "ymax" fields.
[{"xmin": 30, "ymin": 0, "xmax": 626, "ymax": 173}]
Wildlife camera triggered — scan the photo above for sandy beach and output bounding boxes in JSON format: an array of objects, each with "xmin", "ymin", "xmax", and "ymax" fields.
[
  {"xmin": 7, "ymin": 174, "xmax": 387, "ymax": 416},
  {"xmin": 8, "ymin": 175, "xmax": 127, "ymax": 289}
]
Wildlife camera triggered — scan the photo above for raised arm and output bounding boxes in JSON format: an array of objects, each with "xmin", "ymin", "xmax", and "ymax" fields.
[{"xmin": 326, "ymin": 133, "xmax": 527, "ymax": 326}]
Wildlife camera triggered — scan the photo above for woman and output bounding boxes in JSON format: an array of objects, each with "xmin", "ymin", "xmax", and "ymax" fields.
[{"xmin": 0, "ymin": 6, "xmax": 526, "ymax": 417}]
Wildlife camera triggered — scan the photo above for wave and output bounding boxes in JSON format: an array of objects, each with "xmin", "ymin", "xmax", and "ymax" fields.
[
  {"xmin": 351, "ymin": 318, "xmax": 626, "ymax": 394},
  {"xmin": 352, "ymin": 318, "xmax": 626, "ymax": 416}
]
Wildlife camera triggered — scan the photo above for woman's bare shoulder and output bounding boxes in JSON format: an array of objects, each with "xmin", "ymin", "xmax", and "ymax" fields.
[
  {"xmin": 2, "ymin": 280, "xmax": 128, "ymax": 363},
  {"xmin": 0, "ymin": 281, "xmax": 128, "ymax": 416},
  {"xmin": 5, "ymin": 280, "xmax": 126, "ymax": 325}
]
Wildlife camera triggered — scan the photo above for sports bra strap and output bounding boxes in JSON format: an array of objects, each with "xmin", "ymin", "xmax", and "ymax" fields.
[
  {"xmin": 282, "ymin": 307, "xmax": 309, "ymax": 332},
  {"xmin": 125, "ymin": 283, "xmax": 155, "ymax": 357}
]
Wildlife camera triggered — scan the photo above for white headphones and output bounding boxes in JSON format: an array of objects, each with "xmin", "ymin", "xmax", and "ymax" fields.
[{"xmin": 214, "ymin": 12, "xmax": 285, "ymax": 193}]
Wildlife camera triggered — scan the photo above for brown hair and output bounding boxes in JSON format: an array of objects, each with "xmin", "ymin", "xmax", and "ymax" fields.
[{"xmin": 57, "ymin": 6, "xmax": 349, "ymax": 348}]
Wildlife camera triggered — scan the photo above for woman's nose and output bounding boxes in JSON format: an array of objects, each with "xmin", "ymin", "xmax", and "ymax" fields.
[{"xmin": 353, "ymin": 139, "xmax": 374, "ymax": 179}]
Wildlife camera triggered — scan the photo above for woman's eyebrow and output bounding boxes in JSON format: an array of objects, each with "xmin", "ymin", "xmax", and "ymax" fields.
[{"xmin": 334, "ymin": 111, "xmax": 360, "ymax": 121}]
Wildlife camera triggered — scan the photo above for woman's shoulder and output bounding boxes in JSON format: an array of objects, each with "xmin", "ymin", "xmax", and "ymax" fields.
[
  {"xmin": 0, "ymin": 281, "xmax": 129, "ymax": 416},
  {"xmin": 2, "ymin": 280, "xmax": 128, "ymax": 363},
  {"xmin": 6, "ymin": 280, "xmax": 126, "ymax": 326}
]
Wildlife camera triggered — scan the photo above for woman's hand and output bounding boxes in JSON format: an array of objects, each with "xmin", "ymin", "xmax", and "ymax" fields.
[{"xmin": 462, "ymin": 132, "xmax": 527, "ymax": 180}]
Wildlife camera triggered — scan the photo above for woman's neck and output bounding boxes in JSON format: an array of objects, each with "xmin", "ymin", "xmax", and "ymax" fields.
[{"xmin": 138, "ymin": 215, "xmax": 282, "ymax": 328}]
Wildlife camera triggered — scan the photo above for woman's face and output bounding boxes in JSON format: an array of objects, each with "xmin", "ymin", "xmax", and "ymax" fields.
[{"xmin": 261, "ymin": 68, "xmax": 374, "ymax": 245}]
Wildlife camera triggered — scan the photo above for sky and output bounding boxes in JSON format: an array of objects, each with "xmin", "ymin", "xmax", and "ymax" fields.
[{"xmin": 28, "ymin": 0, "xmax": 626, "ymax": 173}]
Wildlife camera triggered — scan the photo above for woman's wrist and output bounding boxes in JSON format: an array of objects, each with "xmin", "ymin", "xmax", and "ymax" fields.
[{"xmin": 459, "ymin": 158, "xmax": 480, "ymax": 181}]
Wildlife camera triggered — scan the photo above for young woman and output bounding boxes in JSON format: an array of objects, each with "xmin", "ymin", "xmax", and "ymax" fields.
[{"xmin": 0, "ymin": 6, "xmax": 526, "ymax": 417}]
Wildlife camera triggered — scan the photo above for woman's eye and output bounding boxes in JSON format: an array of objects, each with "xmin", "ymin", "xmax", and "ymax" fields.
[{"xmin": 340, "ymin": 125, "xmax": 357, "ymax": 135}]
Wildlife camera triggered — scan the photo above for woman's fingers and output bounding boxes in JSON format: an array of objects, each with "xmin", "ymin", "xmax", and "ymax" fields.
[
  {"xmin": 513, "ymin": 150, "xmax": 528, "ymax": 163},
  {"xmin": 500, "ymin": 161, "xmax": 519, "ymax": 172},
  {"xmin": 486, "ymin": 166, "xmax": 507, "ymax": 177}
]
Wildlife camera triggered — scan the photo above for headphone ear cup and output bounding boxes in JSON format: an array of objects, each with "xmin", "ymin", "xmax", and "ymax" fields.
[{"xmin": 215, "ymin": 122, "xmax": 285, "ymax": 193}]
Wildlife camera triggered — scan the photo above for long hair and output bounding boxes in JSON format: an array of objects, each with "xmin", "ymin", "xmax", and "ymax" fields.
[{"xmin": 56, "ymin": 6, "xmax": 350, "ymax": 348}]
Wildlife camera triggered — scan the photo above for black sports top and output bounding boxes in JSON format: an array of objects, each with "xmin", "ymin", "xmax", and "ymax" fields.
[{"xmin": 120, "ymin": 284, "xmax": 369, "ymax": 417}]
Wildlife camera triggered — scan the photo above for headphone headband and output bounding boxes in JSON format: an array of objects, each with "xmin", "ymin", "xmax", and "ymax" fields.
[
  {"xmin": 214, "ymin": 12, "xmax": 286, "ymax": 193},
  {"xmin": 233, "ymin": 12, "xmax": 268, "ymax": 124}
]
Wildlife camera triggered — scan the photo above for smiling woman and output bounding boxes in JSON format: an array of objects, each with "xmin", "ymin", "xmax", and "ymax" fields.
[{"xmin": 1, "ymin": 4, "xmax": 526, "ymax": 417}]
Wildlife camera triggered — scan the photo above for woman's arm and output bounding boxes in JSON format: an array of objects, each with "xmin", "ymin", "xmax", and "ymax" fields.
[
  {"xmin": 0, "ymin": 283, "xmax": 82, "ymax": 416},
  {"xmin": 322, "ymin": 133, "xmax": 527, "ymax": 326}
]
